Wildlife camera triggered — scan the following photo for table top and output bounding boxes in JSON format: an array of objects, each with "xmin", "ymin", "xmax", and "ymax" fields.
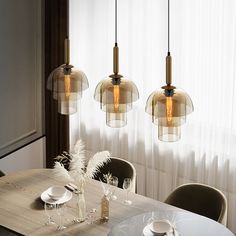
[
  {"xmin": 108, "ymin": 211, "xmax": 234, "ymax": 236},
  {"xmin": 0, "ymin": 169, "xmax": 234, "ymax": 236}
]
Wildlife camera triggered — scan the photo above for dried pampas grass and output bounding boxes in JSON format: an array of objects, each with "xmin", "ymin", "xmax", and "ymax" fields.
[
  {"xmin": 86, "ymin": 151, "xmax": 111, "ymax": 178},
  {"xmin": 53, "ymin": 139, "xmax": 110, "ymax": 183},
  {"xmin": 53, "ymin": 162, "xmax": 73, "ymax": 181}
]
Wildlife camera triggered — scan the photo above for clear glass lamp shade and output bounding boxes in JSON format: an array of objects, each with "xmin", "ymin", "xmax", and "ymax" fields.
[
  {"xmin": 57, "ymin": 99, "xmax": 78, "ymax": 115},
  {"xmin": 94, "ymin": 77, "xmax": 139, "ymax": 128},
  {"xmin": 158, "ymin": 126, "xmax": 181, "ymax": 142},
  {"xmin": 106, "ymin": 111, "xmax": 127, "ymax": 128},
  {"xmin": 145, "ymin": 88, "xmax": 193, "ymax": 142},
  {"xmin": 47, "ymin": 65, "xmax": 89, "ymax": 115}
]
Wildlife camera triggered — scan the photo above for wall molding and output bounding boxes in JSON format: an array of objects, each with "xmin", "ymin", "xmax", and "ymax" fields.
[{"xmin": 0, "ymin": 0, "xmax": 44, "ymax": 158}]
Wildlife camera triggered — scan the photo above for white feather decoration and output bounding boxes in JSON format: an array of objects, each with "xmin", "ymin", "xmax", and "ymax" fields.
[
  {"xmin": 86, "ymin": 151, "xmax": 111, "ymax": 178},
  {"xmin": 73, "ymin": 139, "xmax": 85, "ymax": 155},
  {"xmin": 53, "ymin": 162, "xmax": 73, "ymax": 181},
  {"xmin": 69, "ymin": 140, "xmax": 86, "ymax": 175},
  {"xmin": 69, "ymin": 154, "xmax": 85, "ymax": 175},
  {"xmin": 53, "ymin": 139, "xmax": 111, "ymax": 184}
]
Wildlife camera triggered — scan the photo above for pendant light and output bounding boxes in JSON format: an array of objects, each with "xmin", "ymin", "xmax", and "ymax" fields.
[
  {"xmin": 47, "ymin": 5, "xmax": 89, "ymax": 115},
  {"xmin": 94, "ymin": 0, "xmax": 139, "ymax": 128},
  {"xmin": 145, "ymin": 0, "xmax": 193, "ymax": 142}
]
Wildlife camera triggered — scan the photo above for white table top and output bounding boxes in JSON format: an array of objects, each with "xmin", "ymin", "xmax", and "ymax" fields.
[
  {"xmin": 0, "ymin": 169, "xmax": 234, "ymax": 236},
  {"xmin": 108, "ymin": 210, "xmax": 234, "ymax": 236}
]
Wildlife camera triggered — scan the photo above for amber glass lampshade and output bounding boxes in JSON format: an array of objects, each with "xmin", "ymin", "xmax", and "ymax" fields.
[
  {"xmin": 94, "ymin": 0, "xmax": 139, "ymax": 127},
  {"xmin": 47, "ymin": 64, "xmax": 89, "ymax": 115},
  {"xmin": 94, "ymin": 77, "xmax": 139, "ymax": 128},
  {"xmin": 145, "ymin": 0, "xmax": 194, "ymax": 141},
  {"xmin": 145, "ymin": 88, "xmax": 193, "ymax": 142}
]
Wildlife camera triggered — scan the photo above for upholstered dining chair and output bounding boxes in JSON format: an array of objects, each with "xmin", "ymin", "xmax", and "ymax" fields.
[
  {"xmin": 0, "ymin": 170, "xmax": 5, "ymax": 177},
  {"xmin": 164, "ymin": 183, "xmax": 227, "ymax": 226},
  {"xmin": 0, "ymin": 225, "xmax": 23, "ymax": 236},
  {"xmin": 93, "ymin": 157, "xmax": 137, "ymax": 193}
]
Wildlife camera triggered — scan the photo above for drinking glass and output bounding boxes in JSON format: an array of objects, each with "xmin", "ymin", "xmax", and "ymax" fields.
[
  {"xmin": 143, "ymin": 211, "xmax": 157, "ymax": 225},
  {"xmin": 44, "ymin": 203, "xmax": 56, "ymax": 225},
  {"xmin": 56, "ymin": 204, "xmax": 67, "ymax": 230},
  {"xmin": 108, "ymin": 176, "xmax": 119, "ymax": 200},
  {"xmin": 122, "ymin": 178, "xmax": 132, "ymax": 205},
  {"xmin": 86, "ymin": 208, "xmax": 98, "ymax": 225}
]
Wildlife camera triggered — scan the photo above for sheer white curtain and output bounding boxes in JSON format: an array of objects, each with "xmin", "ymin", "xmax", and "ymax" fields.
[{"xmin": 70, "ymin": 0, "xmax": 236, "ymax": 232}]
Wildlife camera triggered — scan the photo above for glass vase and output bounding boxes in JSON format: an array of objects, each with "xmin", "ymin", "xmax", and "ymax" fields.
[{"xmin": 76, "ymin": 188, "xmax": 86, "ymax": 222}]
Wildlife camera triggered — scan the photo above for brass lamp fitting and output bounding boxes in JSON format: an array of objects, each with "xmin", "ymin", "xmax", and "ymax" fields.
[
  {"xmin": 162, "ymin": 53, "xmax": 176, "ymax": 91},
  {"xmin": 110, "ymin": 43, "xmax": 122, "ymax": 85},
  {"xmin": 113, "ymin": 43, "xmax": 119, "ymax": 75},
  {"xmin": 166, "ymin": 53, "xmax": 172, "ymax": 86},
  {"xmin": 64, "ymin": 38, "xmax": 70, "ymax": 65}
]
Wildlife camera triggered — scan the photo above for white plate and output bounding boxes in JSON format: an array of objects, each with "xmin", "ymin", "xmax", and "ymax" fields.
[
  {"xmin": 41, "ymin": 188, "xmax": 72, "ymax": 204},
  {"xmin": 143, "ymin": 224, "xmax": 178, "ymax": 236}
]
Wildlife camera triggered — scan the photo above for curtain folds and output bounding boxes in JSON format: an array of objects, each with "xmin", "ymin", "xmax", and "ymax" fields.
[{"xmin": 70, "ymin": 0, "xmax": 236, "ymax": 233}]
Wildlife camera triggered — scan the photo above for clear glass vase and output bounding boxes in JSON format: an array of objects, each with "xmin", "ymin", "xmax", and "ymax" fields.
[{"xmin": 76, "ymin": 189, "xmax": 86, "ymax": 222}]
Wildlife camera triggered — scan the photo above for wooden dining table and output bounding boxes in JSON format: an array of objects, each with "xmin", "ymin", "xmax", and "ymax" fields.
[{"xmin": 0, "ymin": 169, "xmax": 234, "ymax": 236}]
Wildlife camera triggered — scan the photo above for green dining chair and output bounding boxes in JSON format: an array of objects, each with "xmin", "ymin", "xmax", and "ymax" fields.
[
  {"xmin": 164, "ymin": 183, "xmax": 227, "ymax": 226},
  {"xmin": 93, "ymin": 157, "xmax": 137, "ymax": 193}
]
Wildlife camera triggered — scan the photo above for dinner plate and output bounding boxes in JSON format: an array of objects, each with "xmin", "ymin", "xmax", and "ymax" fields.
[
  {"xmin": 143, "ymin": 224, "xmax": 179, "ymax": 236},
  {"xmin": 41, "ymin": 188, "xmax": 72, "ymax": 204}
]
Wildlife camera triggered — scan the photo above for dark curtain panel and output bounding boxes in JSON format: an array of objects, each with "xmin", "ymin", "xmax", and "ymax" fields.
[{"xmin": 45, "ymin": 0, "xmax": 70, "ymax": 167}]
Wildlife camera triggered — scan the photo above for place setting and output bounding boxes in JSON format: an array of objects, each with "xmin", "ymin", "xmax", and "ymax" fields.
[
  {"xmin": 108, "ymin": 210, "xmax": 181, "ymax": 236},
  {"xmin": 143, "ymin": 219, "xmax": 178, "ymax": 236},
  {"xmin": 142, "ymin": 210, "xmax": 181, "ymax": 236},
  {"xmin": 41, "ymin": 185, "xmax": 72, "ymax": 205},
  {"xmin": 40, "ymin": 185, "xmax": 72, "ymax": 230}
]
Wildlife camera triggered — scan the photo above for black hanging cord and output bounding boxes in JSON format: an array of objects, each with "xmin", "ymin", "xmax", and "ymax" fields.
[
  {"xmin": 66, "ymin": 0, "xmax": 69, "ymax": 38},
  {"xmin": 115, "ymin": 0, "xmax": 118, "ymax": 46},
  {"xmin": 167, "ymin": 0, "xmax": 170, "ymax": 55}
]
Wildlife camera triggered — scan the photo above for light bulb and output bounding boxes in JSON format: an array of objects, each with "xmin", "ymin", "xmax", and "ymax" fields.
[
  {"xmin": 64, "ymin": 74, "xmax": 71, "ymax": 99},
  {"xmin": 166, "ymin": 96, "xmax": 173, "ymax": 125},
  {"xmin": 113, "ymin": 85, "xmax": 120, "ymax": 112}
]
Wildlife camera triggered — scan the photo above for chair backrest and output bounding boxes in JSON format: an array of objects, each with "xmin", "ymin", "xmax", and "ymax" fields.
[
  {"xmin": 0, "ymin": 225, "xmax": 24, "ymax": 236},
  {"xmin": 93, "ymin": 157, "xmax": 136, "ymax": 193},
  {"xmin": 164, "ymin": 183, "xmax": 227, "ymax": 226},
  {"xmin": 0, "ymin": 170, "xmax": 5, "ymax": 177}
]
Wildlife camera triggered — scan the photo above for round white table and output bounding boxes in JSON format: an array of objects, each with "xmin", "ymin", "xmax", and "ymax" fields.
[{"xmin": 108, "ymin": 210, "xmax": 234, "ymax": 236}]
